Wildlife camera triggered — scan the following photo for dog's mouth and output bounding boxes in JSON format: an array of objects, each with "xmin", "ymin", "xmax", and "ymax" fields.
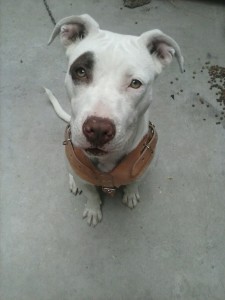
[{"xmin": 85, "ymin": 148, "xmax": 108, "ymax": 156}]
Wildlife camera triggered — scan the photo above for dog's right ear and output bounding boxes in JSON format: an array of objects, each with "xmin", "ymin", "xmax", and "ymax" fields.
[{"xmin": 48, "ymin": 14, "xmax": 99, "ymax": 47}]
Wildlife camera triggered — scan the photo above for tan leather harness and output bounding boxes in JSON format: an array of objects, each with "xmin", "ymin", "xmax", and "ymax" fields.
[{"xmin": 63, "ymin": 122, "xmax": 158, "ymax": 196}]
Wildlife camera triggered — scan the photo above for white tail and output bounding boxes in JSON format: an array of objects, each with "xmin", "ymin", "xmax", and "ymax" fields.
[{"xmin": 44, "ymin": 87, "xmax": 71, "ymax": 123}]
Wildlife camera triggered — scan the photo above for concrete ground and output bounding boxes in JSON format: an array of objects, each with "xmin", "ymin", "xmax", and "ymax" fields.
[{"xmin": 1, "ymin": 0, "xmax": 225, "ymax": 299}]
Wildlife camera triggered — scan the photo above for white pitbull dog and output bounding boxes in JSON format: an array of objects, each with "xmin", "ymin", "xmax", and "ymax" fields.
[{"xmin": 45, "ymin": 14, "xmax": 184, "ymax": 226}]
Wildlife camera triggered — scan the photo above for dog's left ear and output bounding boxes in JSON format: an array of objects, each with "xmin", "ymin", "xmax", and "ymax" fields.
[
  {"xmin": 48, "ymin": 14, "xmax": 99, "ymax": 47},
  {"xmin": 139, "ymin": 30, "xmax": 184, "ymax": 73}
]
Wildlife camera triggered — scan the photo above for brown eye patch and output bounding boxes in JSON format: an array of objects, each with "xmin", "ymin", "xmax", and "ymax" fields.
[{"xmin": 69, "ymin": 51, "xmax": 95, "ymax": 84}]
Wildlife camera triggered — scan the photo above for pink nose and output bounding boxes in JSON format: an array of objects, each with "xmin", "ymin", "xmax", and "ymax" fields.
[{"xmin": 82, "ymin": 116, "xmax": 116, "ymax": 147}]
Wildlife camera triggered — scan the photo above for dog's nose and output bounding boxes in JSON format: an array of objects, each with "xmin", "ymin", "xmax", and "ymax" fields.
[{"xmin": 82, "ymin": 116, "xmax": 116, "ymax": 147}]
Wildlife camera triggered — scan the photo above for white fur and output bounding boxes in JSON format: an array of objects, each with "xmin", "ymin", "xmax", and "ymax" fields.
[
  {"xmin": 46, "ymin": 15, "xmax": 183, "ymax": 226},
  {"xmin": 44, "ymin": 87, "xmax": 71, "ymax": 123}
]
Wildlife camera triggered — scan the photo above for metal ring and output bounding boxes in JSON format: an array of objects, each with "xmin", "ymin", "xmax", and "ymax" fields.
[{"xmin": 63, "ymin": 138, "xmax": 71, "ymax": 146}]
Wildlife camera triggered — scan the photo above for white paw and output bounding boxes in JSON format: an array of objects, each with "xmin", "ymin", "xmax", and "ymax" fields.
[
  {"xmin": 83, "ymin": 207, "xmax": 102, "ymax": 227},
  {"xmin": 122, "ymin": 190, "xmax": 140, "ymax": 209},
  {"xmin": 69, "ymin": 173, "xmax": 82, "ymax": 196}
]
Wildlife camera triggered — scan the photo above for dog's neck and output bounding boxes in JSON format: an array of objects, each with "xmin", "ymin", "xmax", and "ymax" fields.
[{"xmin": 89, "ymin": 112, "xmax": 150, "ymax": 172}]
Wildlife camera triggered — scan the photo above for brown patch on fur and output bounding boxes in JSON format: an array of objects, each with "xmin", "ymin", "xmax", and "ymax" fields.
[{"xmin": 70, "ymin": 52, "xmax": 95, "ymax": 84}]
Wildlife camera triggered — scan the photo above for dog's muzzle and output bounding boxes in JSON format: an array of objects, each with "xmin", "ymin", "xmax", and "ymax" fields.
[
  {"xmin": 63, "ymin": 122, "xmax": 158, "ymax": 196},
  {"xmin": 82, "ymin": 116, "xmax": 116, "ymax": 148}
]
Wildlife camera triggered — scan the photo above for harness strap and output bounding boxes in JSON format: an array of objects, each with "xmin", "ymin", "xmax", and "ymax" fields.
[{"xmin": 63, "ymin": 122, "xmax": 158, "ymax": 195}]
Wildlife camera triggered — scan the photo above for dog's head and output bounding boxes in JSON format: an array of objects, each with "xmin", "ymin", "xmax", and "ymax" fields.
[{"xmin": 49, "ymin": 14, "xmax": 183, "ymax": 157}]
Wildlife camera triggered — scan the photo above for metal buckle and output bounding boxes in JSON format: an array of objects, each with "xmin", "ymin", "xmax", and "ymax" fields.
[
  {"xmin": 63, "ymin": 125, "xmax": 72, "ymax": 145},
  {"xmin": 144, "ymin": 143, "xmax": 153, "ymax": 153},
  {"xmin": 149, "ymin": 121, "xmax": 155, "ymax": 134},
  {"xmin": 142, "ymin": 121, "xmax": 155, "ymax": 153},
  {"xmin": 102, "ymin": 187, "xmax": 116, "ymax": 196},
  {"xmin": 63, "ymin": 139, "xmax": 71, "ymax": 146}
]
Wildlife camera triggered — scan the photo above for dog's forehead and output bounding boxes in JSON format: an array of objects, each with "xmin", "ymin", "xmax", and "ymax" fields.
[
  {"xmin": 68, "ymin": 30, "xmax": 150, "ymax": 67},
  {"xmin": 66, "ymin": 31, "xmax": 155, "ymax": 84}
]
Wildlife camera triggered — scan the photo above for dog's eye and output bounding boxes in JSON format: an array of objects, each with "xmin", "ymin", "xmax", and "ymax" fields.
[
  {"xmin": 75, "ymin": 67, "xmax": 87, "ymax": 78},
  {"xmin": 129, "ymin": 79, "xmax": 142, "ymax": 89}
]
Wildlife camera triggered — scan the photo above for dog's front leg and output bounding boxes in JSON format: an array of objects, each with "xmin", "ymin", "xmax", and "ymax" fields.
[
  {"xmin": 68, "ymin": 167, "xmax": 102, "ymax": 226},
  {"xmin": 69, "ymin": 173, "xmax": 82, "ymax": 195},
  {"xmin": 69, "ymin": 172, "xmax": 102, "ymax": 226},
  {"xmin": 82, "ymin": 183, "xmax": 102, "ymax": 226},
  {"xmin": 122, "ymin": 181, "xmax": 140, "ymax": 209}
]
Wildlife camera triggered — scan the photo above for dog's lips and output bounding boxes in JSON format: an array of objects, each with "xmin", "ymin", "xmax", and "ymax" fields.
[{"xmin": 85, "ymin": 148, "xmax": 108, "ymax": 156}]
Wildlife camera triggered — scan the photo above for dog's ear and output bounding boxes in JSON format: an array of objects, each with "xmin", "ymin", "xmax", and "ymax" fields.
[
  {"xmin": 139, "ymin": 30, "xmax": 184, "ymax": 73},
  {"xmin": 48, "ymin": 14, "xmax": 99, "ymax": 47}
]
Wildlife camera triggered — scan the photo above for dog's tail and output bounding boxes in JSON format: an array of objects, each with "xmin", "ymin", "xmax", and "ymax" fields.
[{"xmin": 44, "ymin": 87, "xmax": 71, "ymax": 123}]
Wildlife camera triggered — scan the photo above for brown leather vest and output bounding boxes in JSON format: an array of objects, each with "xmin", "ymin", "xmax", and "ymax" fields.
[{"xmin": 63, "ymin": 122, "xmax": 158, "ymax": 195}]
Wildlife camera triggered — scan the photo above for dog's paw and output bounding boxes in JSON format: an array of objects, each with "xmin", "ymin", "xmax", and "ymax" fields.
[
  {"xmin": 122, "ymin": 189, "xmax": 140, "ymax": 209},
  {"xmin": 69, "ymin": 173, "xmax": 82, "ymax": 196},
  {"xmin": 83, "ymin": 207, "xmax": 102, "ymax": 227}
]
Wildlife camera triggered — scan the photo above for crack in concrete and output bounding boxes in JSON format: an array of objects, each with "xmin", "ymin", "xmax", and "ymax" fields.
[{"xmin": 43, "ymin": 0, "xmax": 56, "ymax": 26}]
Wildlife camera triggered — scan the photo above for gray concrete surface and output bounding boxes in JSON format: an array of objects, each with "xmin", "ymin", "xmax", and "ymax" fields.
[{"xmin": 1, "ymin": 0, "xmax": 225, "ymax": 299}]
